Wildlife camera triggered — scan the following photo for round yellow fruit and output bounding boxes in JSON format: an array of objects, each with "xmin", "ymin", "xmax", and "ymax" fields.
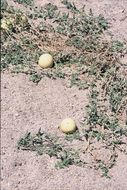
[
  {"xmin": 21, "ymin": 15, "xmax": 28, "ymax": 24},
  {"xmin": 1, "ymin": 19, "xmax": 9, "ymax": 30},
  {"xmin": 6, "ymin": 18, "xmax": 14, "ymax": 26},
  {"xmin": 38, "ymin": 53, "xmax": 53, "ymax": 69},
  {"xmin": 60, "ymin": 118, "xmax": 77, "ymax": 134}
]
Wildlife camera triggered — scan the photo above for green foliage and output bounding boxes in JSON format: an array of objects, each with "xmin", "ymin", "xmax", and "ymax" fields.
[
  {"xmin": 56, "ymin": 149, "xmax": 81, "ymax": 168},
  {"xmin": 14, "ymin": 0, "xmax": 33, "ymax": 6},
  {"xmin": 65, "ymin": 131, "xmax": 82, "ymax": 142},
  {"xmin": 1, "ymin": 0, "xmax": 8, "ymax": 11},
  {"xmin": 55, "ymin": 52, "xmax": 72, "ymax": 65},
  {"xmin": 33, "ymin": 3, "xmax": 58, "ymax": 20},
  {"xmin": 107, "ymin": 77, "xmax": 127, "ymax": 112},
  {"xmin": 98, "ymin": 162, "xmax": 110, "ymax": 178},
  {"xmin": 55, "ymin": 9, "xmax": 108, "ymax": 36},
  {"xmin": 61, "ymin": 0, "xmax": 78, "ymax": 13},
  {"xmin": 18, "ymin": 129, "xmax": 62, "ymax": 156},
  {"xmin": 1, "ymin": 42, "xmax": 37, "ymax": 70},
  {"xmin": 110, "ymin": 41, "xmax": 124, "ymax": 53},
  {"xmin": 18, "ymin": 129, "xmax": 83, "ymax": 168},
  {"xmin": 97, "ymin": 15, "xmax": 109, "ymax": 30},
  {"xmin": 29, "ymin": 73, "xmax": 42, "ymax": 83}
]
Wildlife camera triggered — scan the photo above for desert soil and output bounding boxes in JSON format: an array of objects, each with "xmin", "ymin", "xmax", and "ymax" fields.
[{"xmin": 1, "ymin": 0, "xmax": 127, "ymax": 190}]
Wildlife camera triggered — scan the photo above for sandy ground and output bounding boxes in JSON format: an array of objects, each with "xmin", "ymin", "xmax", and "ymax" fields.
[{"xmin": 1, "ymin": 0, "xmax": 127, "ymax": 190}]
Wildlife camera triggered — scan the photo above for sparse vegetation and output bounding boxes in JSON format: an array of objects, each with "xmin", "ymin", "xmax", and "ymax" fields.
[
  {"xmin": 14, "ymin": 0, "xmax": 33, "ymax": 6},
  {"xmin": 1, "ymin": 0, "xmax": 127, "ymax": 178},
  {"xmin": 18, "ymin": 129, "xmax": 84, "ymax": 168}
]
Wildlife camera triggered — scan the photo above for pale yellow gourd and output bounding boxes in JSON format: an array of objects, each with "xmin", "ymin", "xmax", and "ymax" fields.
[
  {"xmin": 1, "ymin": 19, "xmax": 9, "ymax": 30},
  {"xmin": 60, "ymin": 118, "xmax": 77, "ymax": 134},
  {"xmin": 38, "ymin": 53, "xmax": 53, "ymax": 69},
  {"xmin": 1, "ymin": 18, "xmax": 14, "ymax": 31}
]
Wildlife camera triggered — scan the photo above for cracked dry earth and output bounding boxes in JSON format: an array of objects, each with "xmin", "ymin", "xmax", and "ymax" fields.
[{"xmin": 1, "ymin": 0, "xmax": 127, "ymax": 190}]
